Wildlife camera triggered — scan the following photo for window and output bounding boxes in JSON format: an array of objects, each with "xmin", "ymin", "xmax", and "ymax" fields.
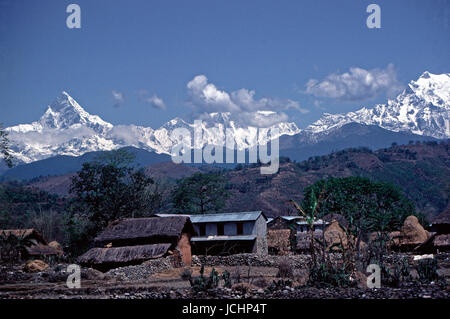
[
  {"xmin": 236, "ymin": 222, "xmax": 244, "ymax": 235},
  {"xmin": 199, "ymin": 224, "xmax": 206, "ymax": 236},
  {"xmin": 217, "ymin": 223, "xmax": 224, "ymax": 235}
]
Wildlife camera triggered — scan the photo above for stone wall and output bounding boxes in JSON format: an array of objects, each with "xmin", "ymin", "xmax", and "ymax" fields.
[{"xmin": 191, "ymin": 253, "xmax": 311, "ymax": 268}]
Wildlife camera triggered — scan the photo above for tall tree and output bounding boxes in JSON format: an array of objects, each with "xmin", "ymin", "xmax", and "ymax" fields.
[
  {"xmin": 172, "ymin": 172, "xmax": 229, "ymax": 214},
  {"xmin": 0, "ymin": 124, "xmax": 13, "ymax": 168},
  {"xmin": 69, "ymin": 149, "xmax": 156, "ymax": 235},
  {"xmin": 301, "ymin": 176, "xmax": 422, "ymax": 235}
]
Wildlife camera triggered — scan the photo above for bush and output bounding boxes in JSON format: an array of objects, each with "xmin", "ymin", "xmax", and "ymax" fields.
[
  {"xmin": 253, "ymin": 277, "xmax": 268, "ymax": 288},
  {"xmin": 231, "ymin": 267, "xmax": 241, "ymax": 284},
  {"xmin": 416, "ymin": 258, "xmax": 439, "ymax": 283},
  {"xmin": 189, "ymin": 265, "xmax": 220, "ymax": 293},
  {"xmin": 180, "ymin": 268, "xmax": 192, "ymax": 281},
  {"xmin": 277, "ymin": 257, "xmax": 294, "ymax": 278},
  {"xmin": 222, "ymin": 270, "xmax": 232, "ymax": 288},
  {"xmin": 307, "ymin": 262, "xmax": 355, "ymax": 288},
  {"xmin": 0, "ymin": 232, "xmax": 30, "ymax": 264}
]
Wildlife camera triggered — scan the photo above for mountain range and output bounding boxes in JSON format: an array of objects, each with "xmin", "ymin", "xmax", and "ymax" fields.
[{"xmin": 2, "ymin": 71, "xmax": 449, "ymax": 178}]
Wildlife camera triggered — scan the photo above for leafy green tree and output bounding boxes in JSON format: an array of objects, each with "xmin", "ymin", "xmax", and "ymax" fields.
[
  {"xmin": 172, "ymin": 172, "xmax": 229, "ymax": 214},
  {"xmin": 0, "ymin": 124, "xmax": 13, "ymax": 167},
  {"xmin": 301, "ymin": 176, "xmax": 422, "ymax": 235},
  {"xmin": 69, "ymin": 149, "xmax": 156, "ymax": 237}
]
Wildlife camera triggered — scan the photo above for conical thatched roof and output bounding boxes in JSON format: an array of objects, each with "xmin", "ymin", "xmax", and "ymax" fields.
[
  {"xmin": 322, "ymin": 213, "xmax": 349, "ymax": 229},
  {"xmin": 94, "ymin": 216, "xmax": 196, "ymax": 247}
]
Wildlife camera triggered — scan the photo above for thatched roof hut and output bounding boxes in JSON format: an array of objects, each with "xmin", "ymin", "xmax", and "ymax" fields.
[
  {"xmin": 80, "ymin": 216, "xmax": 197, "ymax": 270},
  {"xmin": 431, "ymin": 205, "xmax": 450, "ymax": 234},
  {"xmin": 77, "ymin": 244, "xmax": 171, "ymax": 271},
  {"xmin": 94, "ymin": 216, "xmax": 196, "ymax": 247},
  {"xmin": 0, "ymin": 229, "xmax": 47, "ymax": 245},
  {"xmin": 0, "ymin": 228, "xmax": 59, "ymax": 257}
]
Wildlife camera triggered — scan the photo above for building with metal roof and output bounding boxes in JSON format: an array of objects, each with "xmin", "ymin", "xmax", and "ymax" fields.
[{"xmin": 189, "ymin": 211, "xmax": 268, "ymax": 255}]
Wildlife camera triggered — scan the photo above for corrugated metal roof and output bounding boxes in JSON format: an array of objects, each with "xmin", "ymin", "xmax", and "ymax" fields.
[
  {"xmin": 266, "ymin": 218, "xmax": 274, "ymax": 223},
  {"xmin": 191, "ymin": 235, "xmax": 256, "ymax": 242},
  {"xmin": 190, "ymin": 211, "xmax": 265, "ymax": 223},
  {"xmin": 281, "ymin": 216, "xmax": 302, "ymax": 221},
  {"xmin": 155, "ymin": 213, "xmax": 191, "ymax": 217},
  {"xmin": 296, "ymin": 219, "xmax": 326, "ymax": 225}
]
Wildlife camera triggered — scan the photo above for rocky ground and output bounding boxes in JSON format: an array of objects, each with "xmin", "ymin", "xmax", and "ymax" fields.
[{"xmin": 0, "ymin": 253, "xmax": 449, "ymax": 299}]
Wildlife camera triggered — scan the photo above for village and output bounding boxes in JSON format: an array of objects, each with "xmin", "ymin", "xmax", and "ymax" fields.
[{"xmin": 1, "ymin": 205, "xmax": 449, "ymax": 299}]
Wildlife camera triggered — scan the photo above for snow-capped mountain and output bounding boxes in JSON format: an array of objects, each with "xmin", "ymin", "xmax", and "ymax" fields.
[
  {"xmin": 4, "ymin": 71, "xmax": 449, "ymax": 164},
  {"xmin": 306, "ymin": 72, "xmax": 450, "ymax": 139},
  {"xmin": 5, "ymin": 92, "xmax": 300, "ymax": 163}
]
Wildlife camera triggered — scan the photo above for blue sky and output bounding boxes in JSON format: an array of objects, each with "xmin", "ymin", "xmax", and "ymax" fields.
[{"xmin": 0, "ymin": 0, "xmax": 449, "ymax": 129}]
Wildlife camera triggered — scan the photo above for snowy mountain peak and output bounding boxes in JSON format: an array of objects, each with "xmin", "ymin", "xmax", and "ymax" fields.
[
  {"xmin": 308, "ymin": 72, "xmax": 450, "ymax": 139},
  {"xmin": 39, "ymin": 91, "xmax": 113, "ymax": 132},
  {"xmin": 407, "ymin": 72, "xmax": 450, "ymax": 108},
  {"xmin": 5, "ymin": 93, "xmax": 300, "ymax": 163},
  {"xmin": 4, "ymin": 72, "xmax": 449, "ymax": 165}
]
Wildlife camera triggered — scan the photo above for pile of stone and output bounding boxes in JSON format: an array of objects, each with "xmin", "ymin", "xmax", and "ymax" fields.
[{"xmin": 106, "ymin": 256, "xmax": 175, "ymax": 281}]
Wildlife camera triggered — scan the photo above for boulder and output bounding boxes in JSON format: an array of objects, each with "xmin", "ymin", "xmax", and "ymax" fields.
[
  {"xmin": 23, "ymin": 259, "xmax": 49, "ymax": 272},
  {"xmin": 48, "ymin": 241, "xmax": 64, "ymax": 256}
]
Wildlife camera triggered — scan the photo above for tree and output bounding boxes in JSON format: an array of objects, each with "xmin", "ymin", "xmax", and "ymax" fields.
[
  {"xmin": 172, "ymin": 172, "xmax": 229, "ymax": 214},
  {"xmin": 0, "ymin": 124, "xmax": 13, "ymax": 167},
  {"xmin": 301, "ymin": 176, "xmax": 421, "ymax": 236},
  {"xmin": 69, "ymin": 149, "xmax": 156, "ymax": 236}
]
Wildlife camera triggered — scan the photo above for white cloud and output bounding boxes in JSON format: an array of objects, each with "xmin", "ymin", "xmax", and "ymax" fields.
[
  {"xmin": 186, "ymin": 75, "xmax": 308, "ymax": 127},
  {"xmin": 112, "ymin": 90, "xmax": 124, "ymax": 107},
  {"xmin": 145, "ymin": 94, "xmax": 166, "ymax": 110},
  {"xmin": 138, "ymin": 90, "xmax": 166, "ymax": 110},
  {"xmin": 305, "ymin": 64, "xmax": 403, "ymax": 102},
  {"xmin": 9, "ymin": 126, "xmax": 96, "ymax": 147}
]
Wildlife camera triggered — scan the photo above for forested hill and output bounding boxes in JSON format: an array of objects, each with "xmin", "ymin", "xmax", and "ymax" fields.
[
  {"xmin": 19, "ymin": 140, "xmax": 450, "ymax": 220},
  {"xmin": 220, "ymin": 141, "xmax": 449, "ymax": 219}
]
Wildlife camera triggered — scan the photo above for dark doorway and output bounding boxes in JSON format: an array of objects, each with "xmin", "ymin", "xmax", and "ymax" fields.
[
  {"xmin": 199, "ymin": 224, "xmax": 206, "ymax": 236},
  {"xmin": 236, "ymin": 222, "xmax": 244, "ymax": 235},
  {"xmin": 217, "ymin": 223, "xmax": 224, "ymax": 235}
]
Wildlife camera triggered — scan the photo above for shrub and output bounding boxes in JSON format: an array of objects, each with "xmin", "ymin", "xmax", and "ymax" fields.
[
  {"xmin": 189, "ymin": 265, "xmax": 220, "ymax": 293},
  {"xmin": 307, "ymin": 262, "xmax": 355, "ymax": 288},
  {"xmin": 416, "ymin": 258, "xmax": 439, "ymax": 283},
  {"xmin": 277, "ymin": 257, "xmax": 294, "ymax": 278},
  {"xmin": 180, "ymin": 268, "xmax": 192, "ymax": 281},
  {"xmin": 253, "ymin": 277, "xmax": 268, "ymax": 288},
  {"xmin": 0, "ymin": 232, "xmax": 31, "ymax": 265},
  {"xmin": 222, "ymin": 270, "xmax": 232, "ymax": 288},
  {"xmin": 231, "ymin": 267, "xmax": 241, "ymax": 284}
]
